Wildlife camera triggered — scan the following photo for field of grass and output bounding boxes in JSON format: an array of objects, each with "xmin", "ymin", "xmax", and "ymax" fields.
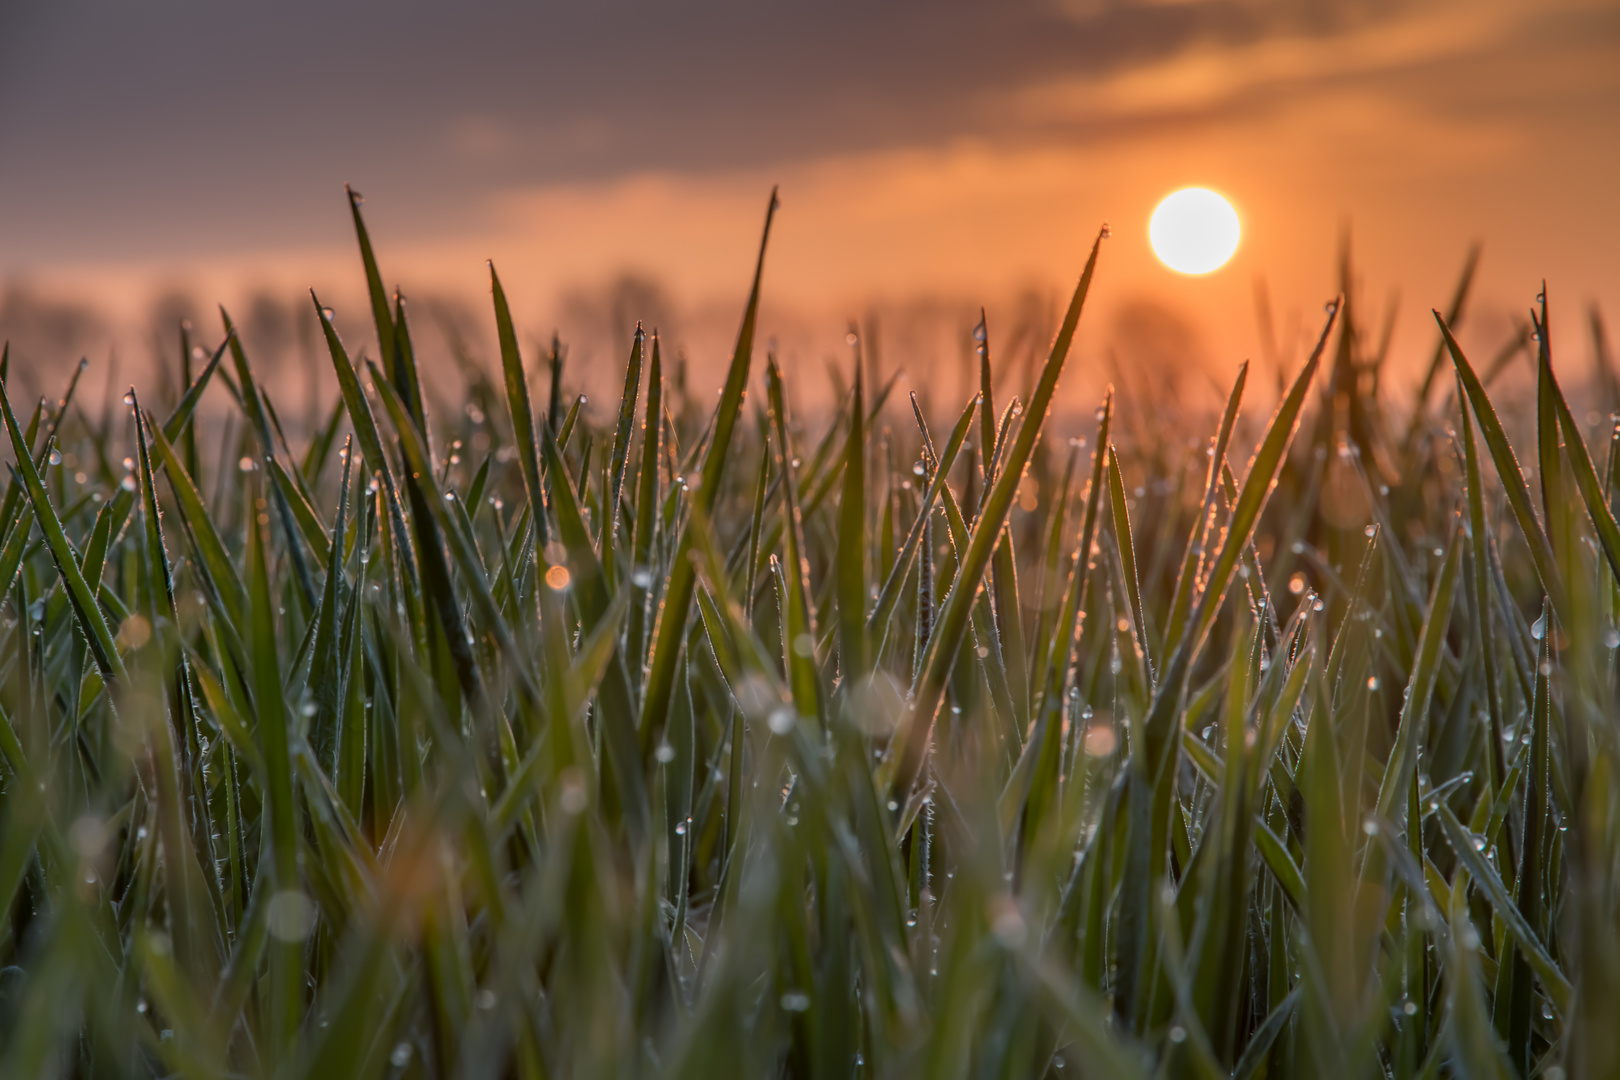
[{"xmin": 0, "ymin": 186, "xmax": 1617, "ymax": 1079}]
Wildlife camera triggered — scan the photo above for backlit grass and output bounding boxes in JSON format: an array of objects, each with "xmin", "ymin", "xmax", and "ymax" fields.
[{"xmin": 0, "ymin": 187, "xmax": 1617, "ymax": 1079}]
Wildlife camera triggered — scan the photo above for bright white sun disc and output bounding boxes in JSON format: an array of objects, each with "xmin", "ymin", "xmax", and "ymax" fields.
[{"xmin": 1149, "ymin": 188, "xmax": 1240, "ymax": 275}]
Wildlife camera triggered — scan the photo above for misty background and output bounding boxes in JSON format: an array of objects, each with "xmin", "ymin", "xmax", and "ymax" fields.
[{"xmin": 1, "ymin": 0, "xmax": 1615, "ymax": 436}]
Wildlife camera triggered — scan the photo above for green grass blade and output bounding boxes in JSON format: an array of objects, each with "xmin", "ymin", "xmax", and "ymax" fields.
[
  {"xmin": 1374, "ymin": 529, "xmax": 1461, "ymax": 827},
  {"xmin": 867, "ymin": 393, "xmax": 976, "ymax": 649},
  {"xmin": 1436, "ymin": 805, "xmax": 1571, "ymax": 1014},
  {"xmin": 268, "ymin": 456, "xmax": 331, "ymax": 562},
  {"xmin": 1536, "ymin": 332, "xmax": 1620, "ymax": 585},
  {"xmin": 1232, "ymin": 988, "xmax": 1301, "ymax": 1080},
  {"xmin": 609, "ymin": 326, "xmax": 645, "ymax": 526},
  {"xmin": 160, "ymin": 332, "xmax": 229, "ymax": 445},
  {"xmin": 490, "ymin": 262, "xmax": 550, "ymax": 549},
  {"xmin": 313, "ymin": 293, "xmax": 419, "ymax": 592},
  {"xmin": 766, "ymin": 358, "xmax": 824, "ymax": 732},
  {"xmin": 1439, "ymin": 311, "xmax": 1568, "ymax": 623},
  {"xmin": 1456, "ymin": 378, "xmax": 1509, "ymax": 790},
  {"xmin": 148, "ymin": 424, "xmax": 249, "ymax": 635},
  {"xmin": 886, "ymin": 228, "xmax": 1104, "ymax": 799},
  {"xmin": 248, "ymin": 500, "xmax": 302, "ymax": 1054},
  {"xmin": 0, "ymin": 380, "xmax": 123, "ymax": 682},
  {"xmin": 642, "ymin": 189, "xmax": 779, "ymax": 749},
  {"xmin": 836, "ymin": 359, "xmax": 867, "ymax": 681},
  {"xmin": 1107, "ymin": 443, "xmax": 1151, "ymax": 680}
]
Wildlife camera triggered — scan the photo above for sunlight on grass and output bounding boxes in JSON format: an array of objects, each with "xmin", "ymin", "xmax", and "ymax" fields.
[{"xmin": 0, "ymin": 189, "xmax": 1614, "ymax": 1080}]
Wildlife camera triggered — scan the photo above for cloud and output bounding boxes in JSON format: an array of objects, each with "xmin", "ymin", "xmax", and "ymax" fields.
[{"xmin": 1010, "ymin": 0, "xmax": 1613, "ymax": 130}]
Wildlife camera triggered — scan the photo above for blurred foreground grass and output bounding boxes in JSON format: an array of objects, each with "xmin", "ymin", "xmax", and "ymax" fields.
[{"xmin": 1, "ymin": 188, "xmax": 1618, "ymax": 1079}]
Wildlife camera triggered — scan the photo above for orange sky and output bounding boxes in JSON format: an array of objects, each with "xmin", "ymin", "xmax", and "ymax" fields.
[{"xmin": 2, "ymin": 0, "xmax": 1616, "ymax": 416}]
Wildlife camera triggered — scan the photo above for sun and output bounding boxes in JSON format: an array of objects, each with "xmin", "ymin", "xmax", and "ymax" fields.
[{"xmin": 1149, "ymin": 188, "xmax": 1241, "ymax": 275}]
